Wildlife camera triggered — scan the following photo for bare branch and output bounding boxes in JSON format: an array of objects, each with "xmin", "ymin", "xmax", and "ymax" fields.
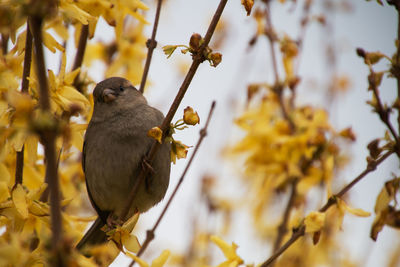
[
  {"xmin": 272, "ymin": 179, "xmax": 298, "ymax": 254},
  {"xmin": 30, "ymin": 16, "xmax": 63, "ymax": 249},
  {"xmin": 264, "ymin": 3, "xmax": 295, "ymax": 132},
  {"xmin": 396, "ymin": 4, "xmax": 400, "ymax": 136},
  {"xmin": 1, "ymin": 33, "xmax": 9, "ymax": 55},
  {"xmin": 119, "ymin": 0, "xmax": 228, "ymax": 222},
  {"xmin": 72, "ymin": 24, "xmax": 89, "ymax": 91},
  {"xmin": 261, "ymin": 149, "xmax": 394, "ymax": 266},
  {"xmin": 14, "ymin": 21, "xmax": 33, "ymax": 188},
  {"xmin": 139, "ymin": 0, "xmax": 163, "ymax": 93},
  {"xmin": 129, "ymin": 101, "xmax": 216, "ymax": 267}
]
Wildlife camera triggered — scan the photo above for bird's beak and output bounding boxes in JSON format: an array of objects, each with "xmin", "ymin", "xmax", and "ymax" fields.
[{"xmin": 102, "ymin": 88, "xmax": 117, "ymax": 103}]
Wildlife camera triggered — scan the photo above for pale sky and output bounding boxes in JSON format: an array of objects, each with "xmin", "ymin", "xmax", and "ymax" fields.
[{"xmin": 43, "ymin": 0, "xmax": 398, "ymax": 266}]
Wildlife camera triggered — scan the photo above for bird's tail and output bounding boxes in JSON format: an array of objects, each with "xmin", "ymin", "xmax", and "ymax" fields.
[{"xmin": 76, "ymin": 217, "xmax": 108, "ymax": 254}]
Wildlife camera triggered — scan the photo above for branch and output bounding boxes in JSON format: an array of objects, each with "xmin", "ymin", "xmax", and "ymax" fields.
[
  {"xmin": 30, "ymin": 16, "xmax": 63, "ymax": 249},
  {"xmin": 1, "ymin": 33, "xmax": 8, "ymax": 54},
  {"xmin": 14, "ymin": 20, "xmax": 33, "ymax": 188},
  {"xmin": 369, "ymin": 71, "xmax": 400, "ymax": 157},
  {"xmin": 139, "ymin": 0, "xmax": 163, "ymax": 94},
  {"xmin": 128, "ymin": 101, "xmax": 216, "ymax": 267},
  {"xmin": 264, "ymin": 3, "xmax": 295, "ymax": 132},
  {"xmin": 119, "ymin": 0, "xmax": 228, "ymax": 222},
  {"xmin": 319, "ymin": 149, "xmax": 394, "ymax": 212},
  {"xmin": 265, "ymin": 3, "xmax": 279, "ymax": 83},
  {"xmin": 260, "ymin": 149, "xmax": 394, "ymax": 266},
  {"xmin": 391, "ymin": 0, "xmax": 400, "ymax": 148},
  {"xmin": 272, "ymin": 179, "xmax": 298, "ymax": 254},
  {"xmin": 72, "ymin": 24, "xmax": 89, "ymax": 91}
]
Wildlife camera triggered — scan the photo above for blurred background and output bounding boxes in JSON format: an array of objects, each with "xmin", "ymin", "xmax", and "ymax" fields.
[{"xmin": 45, "ymin": 0, "xmax": 399, "ymax": 266}]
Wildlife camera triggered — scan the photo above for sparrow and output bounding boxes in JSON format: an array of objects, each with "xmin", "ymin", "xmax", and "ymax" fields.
[{"xmin": 76, "ymin": 77, "xmax": 171, "ymax": 252}]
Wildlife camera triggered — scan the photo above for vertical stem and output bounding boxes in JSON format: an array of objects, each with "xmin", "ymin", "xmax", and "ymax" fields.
[
  {"xmin": 265, "ymin": 3, "xmax": 295, "ymax": 130},
  {"xmin": 30, "ymin": 16, "xmax": 63, "ymax": 249},
  {"xmin": 72, "ymin": 24, "xmax": 89, "ymax": 91},
  {"xmin": 139, "ymin": 0, "xmax": 163, "ymax": 93},
  {"xmin": 396, "ymin": 4, "xmax": 400, "ymax": 137},
  {"xmin": 14, "ymin": 21, "xmax": 33, "ymax": 188},
  {"xmin": 1, "ymin": 33, "xmax": 9, "ymax": 54},
  {"xmin": 272, "ymin": 179, "xmax": 298, "ymax": 253},
  {"xmin": 265, "ymin": 3, "xmax": 279, "ymax": 83}
]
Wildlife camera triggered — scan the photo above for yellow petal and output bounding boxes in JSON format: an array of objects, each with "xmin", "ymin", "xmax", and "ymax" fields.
[
  {"xmin": 151, "ymin": 250, "xmax": 170, "ymax": 267},
  {"xmin": 28, "ymin": 200, "xmax": 49, "ymax": 216},
  {"xmin": 70, "ymin": 123, "xmax": 87, "ymax": 151},
  {"xmin": 0, "ymin": 181, "xmax": 9, "ymax": 202},
  {"xmin": 210, "ymin": 235, "xmax": 243, "ymax": 263},
  {"xmin": 126, "ymin": 252, "xmax": 149, "ymax": 267},
  {"xmin": 26, "ymin": 183, "xmax": 47, "ymax": 201},
  {"xmin": 25, "ymin": 136, "xmax": 39, "ymax": 164},
  {"xmin": 59, "ymin": 52, "xmax": 66, "ymax": 81},
  {"xmin": 122, "ymin": 212, "xmax": 140, "ymax": 233},
  {"xmin": 23, "ymin": 164, "xmax": 44, "ymax": 190},
  {"xmin": 147, "ymin": 127, "xmax": 162, "ymax": 144},
  {"xmin": 0, "ymin": 163, "xmax": 11, "ymax": 184},
  {"xmin": 121, "ymin": 233, "xmax": 140, "ymax": 253},
  {"xmin": 48, "ymin": 69, "xmax": 57, "ymax": 91},
  {"xmin": 43, "ymin": 31, "xmax": 65, "ymax": 53},
  {"xmin": 10, "ymin": 130, "xmax": 26, "ymax": 152},
  {"xmin": 338, "ymin": 198, "xmax": 370, "ymax": 217},
  {"xmin": 12, "ymin": 184, "xmax": 29, "ymax": 219},
  {"xmin": 64, "ymin": 67, "xmax": 81, "ymax": 85},
  {"xmin": 304, "ymin": 211, "xmax": 326, "ymax": 233},
  {"xmin": 61, "ymin": 2, "xmax": 93, "ymax": 25},
  {"xmin": 183, "ymin": 106, "xmax": 200, "ymax": 125},
  {"xmin": 59, "ymin": 86, "xmax": 89, "ymax": 105}
]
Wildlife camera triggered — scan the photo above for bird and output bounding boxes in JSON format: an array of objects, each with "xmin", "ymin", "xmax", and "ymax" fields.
[{"xmin": 76, "ymin": 77, "xmax": 171, "ymax": 252}]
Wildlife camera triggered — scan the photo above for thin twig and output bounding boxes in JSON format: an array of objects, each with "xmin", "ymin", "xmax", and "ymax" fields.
[
  {"xmin": 1, "ymin": 33, "xmax": 8, "ymax": 54},
  {"xmin": 294, "ymin": 0, "xmax": 312, "ymax": 76},
  {"xmin": 272, "ymin": 179, "xmax": 298, "ymax": 253},
  {"xmin": 129, "ymin": 101, "xmax": 216, "ymax": 267},
  {"xmin": 14, "ymin": 20, "xmax": 33, "ymax": 188},
  {"xmin": 119, "ymin": 0, "xmax": 228, "ymax": 222},
  {"xmin": 290, "ymin": 0, "xmax": 312, "ymax": 108},
  {"xmin": 260, "ymin": 149, "xmax": 394, "ymax": 266},
  {"xmin": 393, "ymin": 1, "xmax": 400, "ymax": 144},
  {"xmin": 72, "ymin": 24, "xmax": 89, "ymax": 91},
  {"xmin": 139, "ymin": 0, "xmax": 163, "ymax": 94},
  {"xmin": 319, "ymin": 150, "xmax": 394, "ymax": 212},
  {"xmin": 265, "ymin": 3, "xmax": 279, "ymax": 83},
  {"xmin": 30, "ymin": 16, "xmax": 63, "ymax": 249},
  {"xmin": 264, "ymin": 3, "xmax": 295, "ymax": 132},
  {"xmin": 372, "ymin": 86, "xmax": 399, "ymax": 141},
  {"xmin": 369, "ymin": 70, "xmax": 400, "ymax": 157}
]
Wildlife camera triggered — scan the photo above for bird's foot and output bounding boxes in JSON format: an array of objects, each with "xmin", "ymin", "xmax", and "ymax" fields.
[
  {"xmin": 141, "ymin": 156, "xmax": 155, "ymax": 175},
  {"xmin": 106, "ymin": 213, "xmax": 123, "ymax": 228}
]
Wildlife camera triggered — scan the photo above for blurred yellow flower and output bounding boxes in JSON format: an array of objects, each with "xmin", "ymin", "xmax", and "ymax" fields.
[
  {"xmin": 304, "ymin": 211, "xmax": 326, "ymax": 233},
  {"xmin": 210, "ymin": 235, "xmax": 243, "ymax": 267}
]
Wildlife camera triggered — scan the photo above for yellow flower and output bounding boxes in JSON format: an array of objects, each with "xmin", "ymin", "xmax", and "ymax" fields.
[
  {"xmin": 304, "ymin": 211, "xmax": 326, "ymax": 233},
  {"xmin": 336, "ymin": 198, "xmax": 370, "ymax": 229},
  {"xmin": 127, "ymin": 250, "xmax": 171, "ymax": 267},
  {"xmin": 210, "ymin": 235, "xmax": 244, "ymax": 267},
  {"xmin": 30, "ymin": 52, "xmax": 90, "ymax": 116},
  {"xmin": 147, "ymin": 127, "xmax": 163, "ymax": 144},
  {"xmin": 171, "ymin": 140, "xmax": 190, "ymax": 164},
  {"xmin": 183, "ymin": 106, "xmax": 200, "ymax": 125}
]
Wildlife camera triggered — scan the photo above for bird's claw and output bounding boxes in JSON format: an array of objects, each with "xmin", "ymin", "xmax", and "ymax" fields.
[
  {"xmin": 106, "ymin": 214, "xmax": 122, "ymax": 228},
  {"xmin": 142, "ymin": 157, "xmax": 155, "ymax": 175}
]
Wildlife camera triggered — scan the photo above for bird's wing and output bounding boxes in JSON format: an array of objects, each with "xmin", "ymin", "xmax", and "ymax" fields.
[{"xmin": 82, "ymin": 140, "xmax": 109, "ymax": 223}]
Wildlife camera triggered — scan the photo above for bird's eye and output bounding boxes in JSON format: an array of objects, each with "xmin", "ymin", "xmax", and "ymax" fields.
[{"xmin": 119, "ymin": 86, "xmax": 124, "ymax": 92}]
